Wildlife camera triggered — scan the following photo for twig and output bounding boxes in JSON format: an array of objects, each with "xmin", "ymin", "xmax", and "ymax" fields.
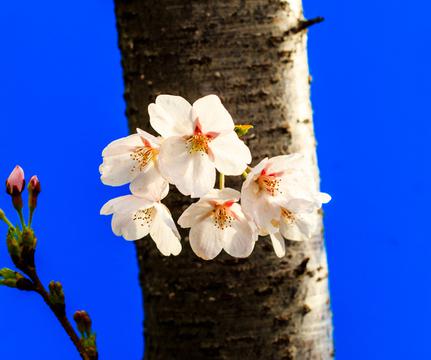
[{"xmin": 29, "ymin": 271, "xmax": 90, "ymax": 360}]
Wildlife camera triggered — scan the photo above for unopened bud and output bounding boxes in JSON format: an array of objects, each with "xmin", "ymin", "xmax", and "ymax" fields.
[
  {"xmin": 82, "ymin": 334, "xmax": 98, "ymax": 360},
  {"xmin": 6, "ymin": 229, "xmax": 21, "ymax": 267},
  {"xmin": 49, "ymin": 281, "xmax": 65, "ymax": 315},
  {"xmin": 234, "ymin": 124, "xmax": 253, "ymax": 137},
  {"xmin": 6, "ymin": 166, "xmax": 25, "ymax": 212},
  {"xmin": 6, "ymin": 166, "xmax": 25, "ymax": 196},
  {"xmin": 0, "ymin": 268, "xmax": 33, "ymax": 291},
  {"xmin": 28, "ymin": 175, "xmax": 41, "ymax": 211},
  {"xmin": 20, "ymin": 228, "xmax": 36, "ymax": 270},
  {"xmin": 74, "ymin": 310, "xmax": 92, "ymax": 337}
]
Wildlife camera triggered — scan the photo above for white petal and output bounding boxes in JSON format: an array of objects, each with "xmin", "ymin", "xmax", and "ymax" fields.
[
  {"xmin": 177, "ymin": 201, "xmax": 213, "ymax": 228},
  {"xmin": 100, "ymin": 152, "xmax": 139, "ymax": 186},
  {"xmin": 150, "ymin": 203, "xmax": 182, "ymax": 256},
  {"xmin": 148, "ymin": 95, "xmax": 193, "ymax": 137},
  {"xmin": 279, "ymin": 212, "xmax": 317, "ymax": 241},
  {"xmin": 318, "ymin": 192, "xmax": 332, "ymax": 204},
  {"xmin": 283, "ymin": 198, "xmax": 319, "ymax": 214},
  {"xmin": 222, "ymin": 203, "xmax": 257, "ymax": 258},
  {"xmin": 200, "ymin": 187, "xmax": 241, "ymax": 202},
  {"xmin": 241, "ymin": 184, "xmax": 279, "ymax": 234},
  {"xmin": 279, "ymin": 220, "xmax": 306, "ymax": 242},
  {"xmin": 270, "ymin": 232, "xmax": 286, "ymax": 257},
  {"xmin": 295, "ymin": 212, "xmax": 318, "ymax": 238},
  {"xmin": 158, "ymin": 136, "xmax": 215, "ymax": 198},
  {"xmin": 189, "ymin": 217, "xmax": 224, "ymax": 260},
  {"xmin": 121, "ymin": 206, "xmax": 155, "ymax": 241},
  {"xmin": 241, "ymin": 157, "xmax": 268, "ymax": 190},
  {"xmin": 130, "ymin": 164, "xmax": 169, "ymax": 201},
  {"xmin": 266, "ymin": 154, "xmax": 304, "ymax": 174},
  {"xmin": 157, "ymin": 136, "xmax": 190, "ymax": 181},
  {"xmin": 210, "ymin": 132, "xmax": 252, "ymax": 175},
  {"xmin": 101, "ymin": 133, "xmax": 143, "ymax": 157},
  {"xmin": 100, "ymin": 195, "xmax": 156, "ymax": 241},
  {"xmin": 136, "ymin": 128, "xmax": 161, "ymax": 148},
  {"xmin": 100, "ymin": 195, "xmax": 151, "ymax": 215},
  {"xmin": 192, "ymin": 95, "xmax": 234, "ymax": 133}
]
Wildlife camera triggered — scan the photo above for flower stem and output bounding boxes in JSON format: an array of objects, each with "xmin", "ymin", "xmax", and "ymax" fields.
[
  {"xmin": 219, "ymin": 173, "xmax": 225, "ymax": 190},
  {"xmin": 28, "ymin": 209, "xmax": 34, "ymax": 228},
  {"xmin": 18, "ymin": 209, "xmax": 26, "ymax": 230},
  {"xmin": 0, "ymin": 211, "xmax": 14, "ymax": 229},
  {"xmin": 28, "ymin": 271, "xmax": 90, "ymax": 360}
]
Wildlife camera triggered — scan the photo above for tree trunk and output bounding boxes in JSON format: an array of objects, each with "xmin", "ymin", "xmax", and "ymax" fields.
[{"xmin": 114, "ymin": 1, "xmax": 333, "ymax": 359}]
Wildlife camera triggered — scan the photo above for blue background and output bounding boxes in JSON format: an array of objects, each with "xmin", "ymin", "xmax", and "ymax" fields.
[{"xmin": 0, "ymin": 1, "xmax": 428, "ymax": 359}]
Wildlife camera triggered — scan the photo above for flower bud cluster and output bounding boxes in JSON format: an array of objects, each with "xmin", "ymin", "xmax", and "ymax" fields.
[
  {"xmin": 0, "ymin": 268, "xmax": 33, "ymax": 291},
  {"xmin": 100, "ymin": 94, "xmax": 331, "ymax": 259},
  {"xmin": 74, "ymin": 310, "xmax": 97, "ymax": 358},
  {"xmin": 49, "ymin": 281, "xmax": 66, "ymax": 316}
]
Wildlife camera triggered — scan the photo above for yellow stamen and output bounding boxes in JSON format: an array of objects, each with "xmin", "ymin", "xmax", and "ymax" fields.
[
  {"xmin": 212, "ymin": 204, "xmax": 235, "ymax": 230},
  {"xmin": 133, "ymin": 207, "xmax": 155, "ymax": 226},
  {"xmin": 130, "ymin": 146, "xmax": 158, "ymax": 172},
  {"xmin": 281, "ymin": 208, "xmax": 296, "ymax": 224},
  {"xmin": 258, "ymin": 173, "xmax": 281, "ymax": 196},
  {"xmin": 187, "ymin": 134, "xmax": 211, "ymax": 154}
]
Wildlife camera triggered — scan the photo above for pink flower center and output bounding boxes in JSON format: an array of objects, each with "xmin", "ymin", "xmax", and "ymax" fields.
[
  {"xmin": 187, "ymin": 119, "xmax": 218, "ymax": 154},
  {"xmin": 257, "ymin": 169, "xmax": 282, "ymax": 196},
  {"xmin": 211, "ymin": 200, "xmax": 237, "ymax": 230}
]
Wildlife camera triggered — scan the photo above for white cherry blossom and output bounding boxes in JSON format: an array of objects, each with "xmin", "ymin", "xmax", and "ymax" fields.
[
  {"xmin": 178, "ymin": 188, "xmax": 257, "ymax": 260},
  {"xmin": 99, "ymin": 128, "xmax": 168, "ymax": 195},
  {"xmin": 269, "ymin": 207, "xmax": 319, "ymax": 258},
  {"xmin": 241, "ymin": 154, "xmax": 331, "ymax": 256},
  {"xmin": 100, "ymin": 175, "xmax": 181, "ymax": 256},
  {"xmin": 148, "ymin": 94, "xmax": 252, "ymax": 198}
]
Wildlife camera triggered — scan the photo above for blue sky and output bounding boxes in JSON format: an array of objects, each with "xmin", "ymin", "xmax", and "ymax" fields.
[{"xmin": 0, "ymin": 1, "xmax": 429, "ymax": 359}]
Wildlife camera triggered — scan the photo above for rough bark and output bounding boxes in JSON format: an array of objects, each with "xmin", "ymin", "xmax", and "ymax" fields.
[{"xmin": 114, "ymin": 1, "xmax": 333, "ymax": 359}]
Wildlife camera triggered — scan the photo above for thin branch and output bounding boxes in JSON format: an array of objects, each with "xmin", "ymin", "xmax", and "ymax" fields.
[{"xmin": 29, "ymin": 272, "xmax": 90, "ymax": 360}]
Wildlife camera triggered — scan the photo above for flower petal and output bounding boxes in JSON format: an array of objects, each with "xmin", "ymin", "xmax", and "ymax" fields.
[
  {"xmin": 136, "ymin": 128, "xmax": 161, "ymax": 148},
  {"xmin": 189, "ymin": 217, "xmax": 224, "ymax": 260},
  {"xmin": 200, "ymin": 187, "xmax": 241, "ymax": 202},
  {"xmin": 279, "ymin": 219, "xmax": 306, "ymax": 242},
  {"xmin": 120, "ymin": 206, "xmax": 155, "ymax": 241},
  {"xmin": 100, "ymin": 195, "xmax": 152, "ymax": 215},
  {"xmin": 158, "ymin": 136, "xmax": 215, "ymax": 198},
  {"xmin": 222, "ymin": 203, "xmax": 257, "ymax": 258},
  {"xmin": 318, "ymin": 192, "xmax": 332, "ymax": 204},
  {"xmin": 210, "ymin": 132, "xmax": 251, "ymax": 175},
  {"xmin": 241, "ymin": 184, "xmax": 279, "ymax": 234},
  {"xmin": 270, "ymin": 232, "xmax": 286, "ymax": 257},
  {"xmin": 178, "ymin": 202, "xmax": 213, "ymax": 228},
  {"xmin": 192, "ymin": 95, "xmax": 234, "ymax": 133},
  {"xmin": 148, "ymin": 95, "xmax": 194, "ymax": 137},
  {"xmin": 100, "ymin": 153, "xmax": 139, "ymax": 186},
  {"xmin": 266, "ymin": 153, "xmax": 304, "ymax": 174},
  {"xmin": 130, "ymin": 164, "xmax": 169, "ymax": 202},
  {"xmin": 101, "ymin": 133, "xmax": 143, "ymax": 157},
  {"xmin": 100, "ymin": 195, "xmax": 156, "ymax": 241},
  {"xmin": 279, "ymin": 212, "xmax": 318, "ymax": 241},
  {"xmin": 150, "ymin": 203, "xmax": 182, "ymax": 256}
]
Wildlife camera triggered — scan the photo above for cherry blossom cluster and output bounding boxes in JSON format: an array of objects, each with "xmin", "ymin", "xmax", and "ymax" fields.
[{"xmin": 100, "ymin": 95, "xmax": 330, "ymax": 260}]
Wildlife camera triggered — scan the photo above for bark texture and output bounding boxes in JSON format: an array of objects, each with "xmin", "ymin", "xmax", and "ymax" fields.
[{"xmin": 114, "ymin": 1, "xmax": 333, "ymax": 359}]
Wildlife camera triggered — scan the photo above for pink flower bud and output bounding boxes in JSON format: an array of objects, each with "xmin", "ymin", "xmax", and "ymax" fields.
[
  {"xmin": 28, "ymin": 176, "xmax": 41, "ymax": 195},
  {"xmin": 28, "ymin": 175, "xmax": 41, "ymax": 225},
  {"xmin": 6, "ymin": 166, "xmax": 25, "ymax": 196}
]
